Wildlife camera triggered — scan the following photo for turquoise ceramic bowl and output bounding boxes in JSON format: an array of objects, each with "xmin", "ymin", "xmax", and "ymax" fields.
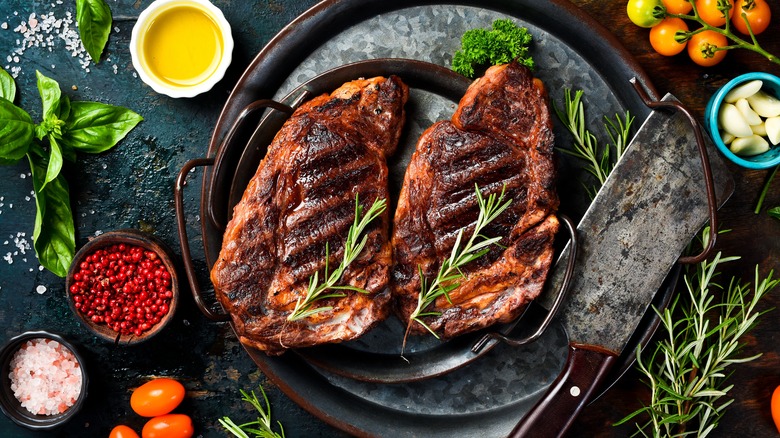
[{"xmin": 704, "ymin": 72, "xmax": 780, "ymax": 170}]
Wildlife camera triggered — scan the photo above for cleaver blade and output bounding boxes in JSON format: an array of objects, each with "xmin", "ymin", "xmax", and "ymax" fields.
[{"xmin": 510, "ymin": 94, "xmax": 734, "ymax": 437}]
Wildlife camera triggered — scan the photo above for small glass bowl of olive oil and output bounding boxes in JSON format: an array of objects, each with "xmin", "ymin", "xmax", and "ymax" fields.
[{"xmin": 130, "ymin": 0, "xmax": 234, "ymax": 98}]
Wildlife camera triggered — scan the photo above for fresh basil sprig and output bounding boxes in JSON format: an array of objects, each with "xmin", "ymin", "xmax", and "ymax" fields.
[
  {"xmin": 75, "ymin": 0, "xmax": 113, "ymax": 62},
  {"xmin": 0, "ymin": 68, "xmax": 142, "ymax": 277}
]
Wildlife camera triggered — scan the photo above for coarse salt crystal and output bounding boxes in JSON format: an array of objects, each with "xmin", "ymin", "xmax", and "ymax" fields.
[{"xmin": 9, "ymin": 338, "xmax": 82, "ymax": 415}]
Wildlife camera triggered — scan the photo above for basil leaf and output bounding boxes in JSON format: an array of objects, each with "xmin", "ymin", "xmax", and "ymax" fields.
[
  {"xmin": 0, "ymin": 67, "xmax": 15, "ymax": 101},
  {"xmin": 768, "ymin": 207, "xmax": 780, "ymax": 220},
  {"xmin": 61, "ymin": 101, "xmax": 142, "ymax": 153},
  {"xmin": 36, "ymin": 70, "xmax": 61, "ymax": 121},
  {"xmin": 28, "ymin": 152, "xmax": 75, "ymax": 278},
  {"xmin": 75, "ymin": 0, "xmax": 112, "ymax": 63},
  {"xmin": 44, "ymin": 135, "xmax": 64, "ymax": 188},
  {"xmin": 0, "ymin": 97, "xmax": 34, "ymax": 162}
]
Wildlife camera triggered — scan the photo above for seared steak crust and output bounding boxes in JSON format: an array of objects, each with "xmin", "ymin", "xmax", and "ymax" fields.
[
  {"xmin": 392, "ymin": 63, "xmax": 559, "ymax": 338},
  {"xmin": 212, "ymin": 76, "xmax": 409, "ymax": 355}
]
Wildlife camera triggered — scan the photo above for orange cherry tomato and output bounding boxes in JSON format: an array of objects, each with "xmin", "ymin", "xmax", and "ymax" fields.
[
  {"xmin": 688, "ymin": 30, "xmax": 728, "ymax": 66},
  {"xmin": 772, "ymin": 385, "xmax": 780, "ymax": 433},
  {"xmin": 110, "ymin": 425, "xmax": 141, "ymax": 438},
  {"xmin": 663, "ymin": 0, "xmax": 693, "ymax": 14},
  {"xmin": 732, "ymin": 0, "xmax": 771, "ymax": 35},
  {"xmin": 695, "ymin": 0, "xmax": 735, "ymax": 26},
  {"xmin": 141, "ymin": 414, "xmax": 194, "ymax": 438},
  {"xmin": 650, "ymin": 18, "xmax": 689, "ymax": 56},
  {"xmin": 130, "ymin": 378, "xmax": 186, "ymax": 417}
]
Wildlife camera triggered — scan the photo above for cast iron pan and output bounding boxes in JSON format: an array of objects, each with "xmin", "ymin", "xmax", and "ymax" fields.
[{"xmin": 177, "ymin": 0, "xmax": 680, "ymax": 436}]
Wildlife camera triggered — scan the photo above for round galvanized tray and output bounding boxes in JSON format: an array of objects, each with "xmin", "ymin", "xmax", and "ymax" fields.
[{"xmin": 196, "ymin": 1, "xmax": 672, "ymax": 436}]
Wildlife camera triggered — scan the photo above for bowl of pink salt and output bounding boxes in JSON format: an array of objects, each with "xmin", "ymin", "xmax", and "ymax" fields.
[{"xmin": 0, "ymin": 331, "xmax": 88, "ymax": 430}]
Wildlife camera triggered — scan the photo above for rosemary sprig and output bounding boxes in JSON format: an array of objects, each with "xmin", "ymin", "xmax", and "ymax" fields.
[
  {"xmin": 219, "ymin": 386, "xmax": 285, "ymax": 438},
  {"xmin": 615, "ymin": 234, "xmax": 778, "ymax": 436},
  {"xmin": 287, "ymin": 195, "xmax": 386, "ymax": 321},
  {"xmin": 404, "ymin": 184, "xmax": 511, "ymax": 344},
  {"xmin": 554, "ymin": 88, "xmax": 634, "ymax": 199}
]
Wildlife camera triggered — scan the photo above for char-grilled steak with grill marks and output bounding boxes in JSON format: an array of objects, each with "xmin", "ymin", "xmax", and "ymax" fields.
[
  {"xmin": 392, "ymin": 62, "xmax": 559, "ymax": 339},
  {"xmin": 211, "ymin": 76, "xmax": 409, "ymax": 355}
]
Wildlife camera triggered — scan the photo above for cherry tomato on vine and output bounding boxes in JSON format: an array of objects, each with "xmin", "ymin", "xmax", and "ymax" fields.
[
  {"xmin": 732, "ymin": 0, "xmax": 771, "ymax": 35},
  {"xmin": 650, "ymin": 18, "xmax": 689, "ymax": 56},
  {"xmin": 695, "ymin": 0, "xmax": 735, "ymax": 27},
  {"xmin": 688, "ymin": 30, "xmax": 728, "ymax": 66},
  {"xmin": 110, "ymin": 425, "xmax": 141, "ymax": 438},
  {"xmin": 141, "ymin": 414, "xmax": 194, "ymax": 438},
  {"xmin": 628, "ymin": 0, "xmax": 665, "ymax": 27},
  {"xmin": 772, "ymin": 385, "xmax": 780, "ymax": 433},
  {"xmin": 130, "ymin": 378, "xmax": 186, "ymax": 417},
  {"xmin": 663, "ymin": 0, "xmax": 693, "ymax": 14}
]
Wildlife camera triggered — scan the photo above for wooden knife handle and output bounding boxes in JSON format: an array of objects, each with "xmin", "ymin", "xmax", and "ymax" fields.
[{"xmin": 508, "ymin": 343, "xmax": 619, "ymax": 438}]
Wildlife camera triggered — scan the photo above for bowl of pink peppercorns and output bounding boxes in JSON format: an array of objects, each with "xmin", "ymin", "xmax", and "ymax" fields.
[{"xmin": 66, "ymin": 229, "xmax": 179, "ymax": 345}]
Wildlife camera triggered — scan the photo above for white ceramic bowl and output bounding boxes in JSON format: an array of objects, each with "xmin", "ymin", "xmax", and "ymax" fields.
[{"xmin": 130, "ymin": 0, "xmax": 234, "ymax": 98}]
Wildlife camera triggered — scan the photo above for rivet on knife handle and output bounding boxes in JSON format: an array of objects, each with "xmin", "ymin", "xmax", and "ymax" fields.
[{"xmin": 507, "ymin": 343, "xmax": 618, "ymax": 438}]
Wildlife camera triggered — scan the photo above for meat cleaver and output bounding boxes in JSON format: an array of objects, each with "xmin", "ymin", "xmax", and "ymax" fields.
[{"xmin": 507, "ymin": 91, "xmax": 734, "ymax": 437}]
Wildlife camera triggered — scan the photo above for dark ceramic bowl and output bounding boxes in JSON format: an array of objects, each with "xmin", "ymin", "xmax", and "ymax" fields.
[
  {"xmin": 0, "ymin": 331, "xmax": 88, "ymax": 430},
  {"xmin": 65, "ymin": 229, "xmax": 180, "ymax": 345}
]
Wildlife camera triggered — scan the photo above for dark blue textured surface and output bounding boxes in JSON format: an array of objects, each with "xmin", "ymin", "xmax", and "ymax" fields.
[{"xmin": 0, "ymin": 1, "xmax": 344, "ymax": 437}]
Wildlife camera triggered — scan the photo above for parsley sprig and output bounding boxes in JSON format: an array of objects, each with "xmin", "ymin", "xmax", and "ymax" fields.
[
  {"xmin": 287, "ymin": 195, "xmax": 386, "ymax": 321},
  {"xmin": 404, "ymin": 184, "xmax": 510, "ymax": 345}
]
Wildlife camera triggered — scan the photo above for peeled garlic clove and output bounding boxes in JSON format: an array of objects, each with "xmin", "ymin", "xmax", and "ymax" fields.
[
  {"xmin": 746, "ymin": 90, "xmax": 780, "ymax": 118},
  {"xmin": 729, "ymin": 135, "xmax": 770, "ymax": 156},
  {"xmin": 719, "ymin": 103, "xmax": 754, "ymax": 137},
  {"xmin": 724, "ymin": 79, "xmax": 763, "ymax": 103},
  {"xmin": 766, "ymin": 116, "xmax": 780, "ymax": 145},
  {"xmin": 721, "ymin": 132, "xmax": 735, "ymax": 144},
  {"xmin": 736, "ymin": 98, "xmax": 763, "ymax": 125},
  {"xmin": 751, "ymin": 122, "xmax": 767, "ymax": 137}
]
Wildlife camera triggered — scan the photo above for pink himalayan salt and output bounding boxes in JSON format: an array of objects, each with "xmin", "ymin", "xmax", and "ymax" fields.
[{"xmin": 8, "ymin": 338, "xmax": 82, "ymax": 415}]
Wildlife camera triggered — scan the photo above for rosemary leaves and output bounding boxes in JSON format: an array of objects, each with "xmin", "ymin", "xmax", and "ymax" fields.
[
  {"xmin": 555, "ymin": 88, "xmax": 634, "ymax": 199},
  {"xmin": 287, "ymin": 195, "xmax": 387, "ymax": 321},
  {"xmin": 405, "ymin": 184, "xmax": 511, "ymax": 341},
  {"xmin": 615, "ymin": 244, "xmax": 778, "ymax": 437},
  {"xmin": 219, "ymin": 386, "xmax": 285, "ymax": 438}
]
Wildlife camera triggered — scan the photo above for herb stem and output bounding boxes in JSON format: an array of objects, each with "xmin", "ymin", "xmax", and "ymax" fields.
[
  {"xmin": 287, "ymin": 195, "xmax": 386, "ymax": 321},
  {"xmin": 754, "ymin": 164, "xmax": 779, "ymax": 214}
]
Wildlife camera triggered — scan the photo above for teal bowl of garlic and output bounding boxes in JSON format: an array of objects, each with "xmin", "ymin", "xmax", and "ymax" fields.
[{"xmin": 705, "ymin": 72, "xmax": 780, "ymax": 170}]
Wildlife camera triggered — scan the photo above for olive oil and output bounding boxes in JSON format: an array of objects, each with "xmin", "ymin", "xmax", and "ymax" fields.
[{"xmin": 142, "ymin": 5, "xmax": 223, "ymax": 87}]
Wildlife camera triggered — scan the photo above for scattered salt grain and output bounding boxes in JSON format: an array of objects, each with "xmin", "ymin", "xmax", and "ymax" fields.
[
  {"xmin": 8, "ymin": 338, "xmax": 82, "ymax": 415},
  {"xmin": 36, "ymin": 285, "xmax": 46, "ymax": 294},
  {"xmin": 1, "ymin": 23, "xmax": 8, "ymax": 30}
]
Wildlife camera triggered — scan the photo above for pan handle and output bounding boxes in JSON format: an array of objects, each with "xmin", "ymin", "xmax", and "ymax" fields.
[
  {"xmin": 507, "ymin": 343, "xmax": 619, "ymax": 438},
  {"xmin": 629, "ymin": 78, "xmax": 719, "ymax": 265},
  {"xmin": 471, "ymin": 214, "xmax": 578, "ymax": 353},
  {"xmin": 174, "ymin": 157, "xmax": 231, "ymax": 322},
  {"xmin": 207, "ymin": 99, "xmax": 295, "ymax": 230}
]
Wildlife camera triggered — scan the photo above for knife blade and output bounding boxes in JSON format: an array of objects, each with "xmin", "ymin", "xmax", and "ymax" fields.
[{"xmin": 510, "ymin": 93, "xmax": 734, "ymax": 437}]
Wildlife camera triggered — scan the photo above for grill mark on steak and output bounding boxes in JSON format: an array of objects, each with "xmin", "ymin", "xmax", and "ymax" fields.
[
  {"xmin": 392, "ymin": 62, "xmax": 559, "ymax": 339},
  {"xmin": 212, "ymin": 75, "xmax": 408, "ymax": 355}
]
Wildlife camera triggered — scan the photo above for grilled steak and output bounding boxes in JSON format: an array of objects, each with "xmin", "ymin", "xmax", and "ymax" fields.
[
  {"xmin": 212, "ymin": 76, "xmax": 409, "ymax": 355},
  {"xmin": 392, "ymin": 62, "xmax": 559, "ymax": 338}
]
